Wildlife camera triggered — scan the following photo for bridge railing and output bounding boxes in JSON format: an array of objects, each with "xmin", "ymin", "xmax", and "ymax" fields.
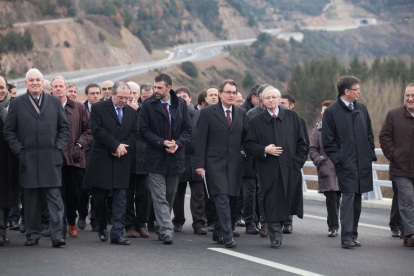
[{"xmin": 301, "ymin": 148, "xmax": 390, "ymax": 200}]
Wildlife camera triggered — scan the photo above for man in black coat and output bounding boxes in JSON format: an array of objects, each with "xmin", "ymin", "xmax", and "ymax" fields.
[
  {"xmin": 245, "ymin": 87, "xmax": 308, "ymax": 249},
  {"xmin": 172, "ymin": 87, "xmax": 207, "ymax": 235},
  {"xmin": 4, "ymin": 69, "xmax": 70, "ymax": 247},
  {"xmin": 195, "ymin": 79, "xmax": 247, "ymax": 248},
  {"xmin": 139, "ymin": 74, "xmax": 191, "ymax": 245},
  {"xmin": 322, "ymin": 76, "xmax": 376, "ymax": 249},
  {"xmin": 84, "ymin": 82, "xmax": 139, "ymax": 245}
]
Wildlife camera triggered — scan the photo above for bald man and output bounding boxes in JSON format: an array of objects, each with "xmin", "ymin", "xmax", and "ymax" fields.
[{"xmin": 101, "ymin": 81, "xmax": 114, "ymax": 102}]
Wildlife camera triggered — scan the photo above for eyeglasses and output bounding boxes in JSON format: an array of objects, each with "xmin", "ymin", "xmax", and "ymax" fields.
[
  {"xmin": 87, "ymin": 92, "xmax": 100, "ymax": 96},
  {"xmin": 222, "ymin": 91, "xmax": 237, "ymax": 96},
  {"xmin": 263, "ymin": 96, "xmax": 279, "ymax": 100},
  {"xmin": 102, "ymin": 87, "xmax": 112, "ymax": 91},
  {"xmin": 116, "ymin": 96, "xmax": 130, "ymax": 101},
  {"xmin": 348, "ymin": 87, "xmax": 360, "ymax": 92}
]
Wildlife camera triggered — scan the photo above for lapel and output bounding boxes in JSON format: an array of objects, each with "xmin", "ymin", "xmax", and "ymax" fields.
[
  {"xmin": 22, "ymin": 92, "xmax": 41, "ymax": 118},
  {"xmin": 213, "ymin": 103, "xmax": 230, "ymax": 129},
  {"xmin": 120, "ymin": 106, "xmax": 130, "ymax": 130},
  {"xmin": 229, "ymin": 105, "xmax": 238, "ymax": 131},
  {"xmin": 169, "ymin": 90, "xmax": 178, "ymax": 123},
  {"xmin": 106, "ymin": 99, "xmax": 121, "ymax": 126},
  {"xmin": 39, "ymin": 92, "xmax": 51, "ymax": 118}
]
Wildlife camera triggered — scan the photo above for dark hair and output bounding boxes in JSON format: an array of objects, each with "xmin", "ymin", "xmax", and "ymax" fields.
[
  {"xmin": 321, "ymin": 100, "xmax": 335, "ymax": 107},
  {"xmin": 257, "ymin": 84, "xmax": 270, "ymax": 97},
  {"xmin": 337, "ymin": 76, "xmax": 360, "ymax": 96},
  {"xmin": 85, "ymin": 83, "xmax": 101, "ymax": 95},
  {"xmin": 281, "ymin": 94, "xmax": 296, "ymax": 105},
  {"xmin": 112, "ymin": 82, "xmax": 131, "ymax": 95},
  {"xmin": 246, "ymin": 84, "xmax": 260, "ymax": 100},
  {"xmin": 176, "ymin": 86, "xmax": 191, "ymax": 98},
  {"xmin": 140, "ymin": 83, "xmax": 155, "ymax": 93},
  {"xmin": 198, "ymin": 90, "xmax": 207, "ymax": 105},
  {"xmin": 219, "ymin": 79, "xmax": 237, "ymax": 92},
  {"xmin": 7, "ymin": 83, "xmax": 16, "ymax": 91},
  {"xmin": 154, "ymin": 73, "xmax": 172, "ymax": 88}
]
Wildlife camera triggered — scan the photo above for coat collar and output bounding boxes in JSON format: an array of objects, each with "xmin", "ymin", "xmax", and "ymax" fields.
[
  {"xmin": 264, "ymin": 107, "xmax": 285, "ymax": 123},
  {"xmin": 212, "ymin": 101, "xmax": 235, "ymax": 129},
  {"xmin": 105, "ymin": 99, "xmax": 121, "ymax": 126},
  {"xmin": 337, "ymin": 94, "xmax": 360, "ymax": 112}
]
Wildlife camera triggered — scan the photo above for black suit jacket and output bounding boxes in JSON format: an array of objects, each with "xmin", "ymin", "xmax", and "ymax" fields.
[
  {"xmin": 84, "ymin": 99, "xmax": 138, "ymax": 190},
  {"xmin": 195, "ymin": 102, "xmax": 246, "ymax": 196}
]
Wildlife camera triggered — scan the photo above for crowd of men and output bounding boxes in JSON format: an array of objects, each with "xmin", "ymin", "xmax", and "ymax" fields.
[{"xmin": 0, "ymin": 68, "xmax": 413, "ymax": 250}]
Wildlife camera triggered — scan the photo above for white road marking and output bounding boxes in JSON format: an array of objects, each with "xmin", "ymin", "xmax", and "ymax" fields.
[
  {"xmin": 304, "ymin": 214, "xmax": 389, "ymax": 230},
  {"xmin": 208, "ymin": 248, "xmax": 324, "ymax": 276}
]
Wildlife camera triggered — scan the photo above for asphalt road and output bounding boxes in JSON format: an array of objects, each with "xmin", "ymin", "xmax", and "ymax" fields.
[{"xmin": 0, "ymin": 194, "xmax": 411, "ymax": 276}]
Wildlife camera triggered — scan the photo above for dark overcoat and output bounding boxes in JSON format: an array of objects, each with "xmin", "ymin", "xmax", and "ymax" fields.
[
  {"xmin": 84, "ymin": 99, "xmax": 138, "ymax": 190},
  {"xmin": 129, "ymin": 100, "xmax": 147, "ymax": 175},
  {"xmin": 245, "ymin": 108, "xmax": 308, "ymax": 222},
  {"xmin": 0, "ymin": 98, "xmax": 20, "ymax": 208},
  {"xmin": 322, "ymin": 96, "xmax": 376, "ymax": 194},
  {"xmin": 139, "ymin": 90, "xmax": 191, "ymax": 175},
  {"xmin": 3, "ymin": 92, "xmax": 70, "ymax": 189},
  {"xmin": 195, "ymin": 102, "xmax": 247, "ymax": 196}
]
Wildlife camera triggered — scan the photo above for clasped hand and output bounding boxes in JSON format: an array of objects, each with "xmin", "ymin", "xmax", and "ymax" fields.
[
  {"xmin": 164, "ymin": 140, "xmax": 178, "ymax": 154},
  {"xmin": 265, "ymin": 144, "xmax": 283, "ymax": 156},
  {"xmin": 112, "ymin": 143, "xmax": 129, "ymax": 158}
]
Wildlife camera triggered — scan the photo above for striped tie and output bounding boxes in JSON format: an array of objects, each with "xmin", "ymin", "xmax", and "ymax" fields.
[{"xmin": 226, "ymin": 110, "xmax": 232, "ymax": 126}]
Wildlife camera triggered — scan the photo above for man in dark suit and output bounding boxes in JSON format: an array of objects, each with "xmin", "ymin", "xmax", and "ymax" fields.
[
  {"xmin": 195, "ymin": 79, "xmax": 247, "ymax": 248},
  {"xmin": 139, "ymin": 74, "xmax": 191, "ymax": 245},
  {"xmin": 4, "ymin": 68, "xmax": 70, "ymax": 247},
  {"xmin": 84, "ymin": 82, "xmax": 138, "ymax": 245}
]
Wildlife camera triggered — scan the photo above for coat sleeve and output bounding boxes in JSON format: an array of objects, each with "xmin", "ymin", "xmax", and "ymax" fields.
[
  {"xmin": 379, "ymin": 110, "xmax": 394, "ymax": 161},
  {"xmin": 90, "ymin": 104, "xmax": 120, "ymax": 153},
  {"xmin": 139, "ymin": 102, "xmax": 165, "ymax": 150},
  {"xmin": 175, "ymin": 103, "xmax": 191, "ymax": 149},
  {"xmin": 195, "ymin": 109, "xmax": 209, "ymax": 168},
  {"xmin": 55, "ymin": 102, "xmax": 70, "ymax": 151},
  {"xmin": 309, "ymin": 127, "xmax": 325, "ymax": 166},
  {"xmin": 3, "ymin": 100, "xmax": 24, "ymax": 154},
  {"xmin": 244, "ymin": 119, "xmax": 267, "ymax": 161},
  {"xmin": 294, "ymin": 115, "xmax": 308, "ymax": 166},
  {"xmin": 322, "ymin": 109, "xmax": 340, "ymax": 165},
  {"xmin": 365, "ymin": 106, "xmax": 377, "ymax": 161},
  {"xmin": 76, "ymin": 104, "xmax": 93, "ymax": 148}
]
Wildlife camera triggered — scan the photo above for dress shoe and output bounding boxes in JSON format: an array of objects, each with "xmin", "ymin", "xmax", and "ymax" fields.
[
  {"xmin": 224, "ymin": 238, "xmax": 236, "ymax": 248},
  {"xmin": 328, "ymin": 230, "xmax": 338, "ymax": 237},
  {"xmin": 173, "ymin": 224, "xmax": 182, "ymax": 232},
  {"xmin": 163, "ymin": 236, "xmax": 173, "ymax": 245},
  {"xmin": 282, "ymin": 225, "xmax": 292, "ymax": 234},
  {"xmin": 233, "ymin": 230, "xmax": 240, "ymax": 237},
  {"xmin": 0, "ymin": 235, "xmax": 6, "ymax": 246},
  {"xmin": 245, "ymin": 224, "xmax": 259, "ymax": 235},
  {"xmin": 138, "ymin": 228, "xmax": 150, "ymax": 238},
  {"xmin": 208, "ymin": 224, "xmax": 214, "ymax": 232},
  {"xmin": 19, "ymin": 223, "xmax": 26, "ymax": 233},
  {"xmin": 68, "ymin": 225, "xmax": 78, "ymax": 238},
  {"xmin": 8, "ymin": 221, "xmax": 19, "ymax": 231},
  {"xmin": 77, "ymin": 217, "xmax": 86, "ymax": 230},
  {"xmin": 391, "ymin": 228, "xmax": 401, "ymax": 237},
  {"xmin": 41, "ymin": 228, "xmax": 50, "ymax": 237},
  {"xmin": 405, "ymin": 235, "xmax": 414, "ymax": 247},
  {"xmin": 52, "ymin": 239, "xmax": 66, "ymax": 248},
  {"xmin": 110, "ymin": 237, "xmax": 131, "ymax": 245},
  {"xmin": 352, "ymin": 240, "xmax": 361, "ymax": 247},
  {"xmin": 126, "ymin": 229, "xmax": 139, "ymax": 238},
  {"xmin": 194, "ymin": 228, "xmax": 207, "ymax": 235},
  {"xmin": 271, "ymin": 240, "xmax": 282, "ymax": 249},
  {"xmin": 25, "ymin": 240, "xmax": 39, "ymax": 246},
  {"xmin": 236, "ymin": 219, "xmax": 245, "ymax": 227},
  {"xmin": 212, "ymin": 234, "xmax": 224, "ymax": 244},
  {"xmin": 341, "ymin": 241, "xmax": 355, "ymax": 248},
  {"xmin": 158, "ymin": 234, "xmax": 165, "ymax": 241},
  {"xmin": 98, "ymin": 230, "xmax": 109, "ymax": 242},
  {"xmin": 259, "ymin": 225, "xmax": 269, "ymax": 237}
]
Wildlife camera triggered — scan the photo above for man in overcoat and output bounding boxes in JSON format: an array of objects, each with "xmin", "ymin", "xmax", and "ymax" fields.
[
  {"xmin": 3, "ymin": 68, "xmax": 70, "ymax": 247},
  {"xmin": 84, "ymin": 82, "xmax": 138, "ymax": 245},
  {"xmin": 322, "ymin": 76, "xmax": 376, "ymax": 249},
  {"xmin": 245, "ymin": 86, "xmax": 308, "ymax": 249},
  {"xmin": 195, "ymin": 79, "xmax": 247, "ymax": 248}
]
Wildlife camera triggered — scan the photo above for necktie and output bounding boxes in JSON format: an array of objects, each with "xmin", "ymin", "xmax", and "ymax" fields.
[
  {"xmin": 163, "ymin": 103, "xmax": 172, "ymax": 140},
  {"xmin": 272, "ymin": 114, "xmax": 276, "ymax": 118},
  {"xmin": 349, "ymin": 103, "xmax": 354, "ymax": 110},
  {"xmin": 116, "ymin": 107, "xmax": 122, "ymax": 124},
  {"xmin": 226, "ymin": 110, "xmax": 232, "ymax": 126}
]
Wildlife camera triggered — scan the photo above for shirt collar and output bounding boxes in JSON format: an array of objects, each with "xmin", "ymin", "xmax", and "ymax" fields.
[
  {"xmin": 222, "ymin": 104, "xmax": 232, "ymax": 112},
  {"xmin": 88, "ymin": 102, "xmax": 92, "ymax": 111},
  {"xmin": 267, "ymin": 107, "xmax": 279, "ymax": 117},
  {"xmin": 340, "ymin": 97, "xmax": 351, "ymax": 107},
  {"xmin": 406, "ymin": 106, "xmax": 414, "ymax": 117},
  {"xmin": 160, "ymin": 97, "xmax": 171, "ymax": 105},
  {"xmin": 62, "ymin": 97, "xmax": 67, "ymax": 108}
]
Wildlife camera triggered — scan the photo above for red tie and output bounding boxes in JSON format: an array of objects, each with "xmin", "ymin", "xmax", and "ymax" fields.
[
  {"xmin": 163, "ymin": 103, "xmax": 172, "ymax": 140},
  {"xmin": 272, "ymin": 114, "xmax": 276, "ymax": 118},
  {"xmin": 226, "ymin": 110, "xmax": 232, "ymax": 126}
]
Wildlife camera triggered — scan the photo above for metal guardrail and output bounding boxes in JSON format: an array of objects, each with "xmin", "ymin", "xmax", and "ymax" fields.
[{"xmin": 301, "ymin": 148, "xmax": 390, "ymax": 200}]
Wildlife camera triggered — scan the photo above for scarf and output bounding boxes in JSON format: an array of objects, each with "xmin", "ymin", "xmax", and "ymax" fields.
[{"xmin": 0, "ymin": 92, "xmax": 11, "ymax": 122}]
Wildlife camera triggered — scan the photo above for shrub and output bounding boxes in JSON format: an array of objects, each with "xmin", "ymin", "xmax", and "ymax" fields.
[
  {"xmin": 64, "ymin": 40, "xmax": 70, "ymax": 48},
  {"xmin": 181, "ymin": 62, "xmax": 198, "ymax": 78}
]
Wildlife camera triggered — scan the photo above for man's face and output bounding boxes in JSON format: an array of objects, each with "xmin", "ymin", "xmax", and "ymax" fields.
[
  {"xmin": 51, "ymin": 78, "xmax": 67, "ymax": 99},
  {"xmin": 205, "ymin": 88, "xmax": 218, "ymax": 105},
  {"xmin": 141, "ymin": 89, "xmax": 153, "ymax": 102},
  {"xmin": 321, "ymin": 106, "xmax": 327, "ymax": 117},
  {"xmin": 25, "ymin": 70, "xmax": 44, "ymax": 96},
  {"xmin": 219, "ymin": 83, "xmax": 237, "ymax": 108},
  {"xmin": 67, "ymin": 86, "xmax": 77, "ymax": 101},
  {"xmin": 345, "ymin": 83, "xmax": 360, "ymax": 102},
  {"xmin": 154, "ymin": 81, "xmax": 170, "ymax": 101},
  {"xmin": 87, "ymin": 87, "xmax": 101, "ymax": 104},
  {"xmin": 234, "ymin": 93, "xmax": 243, "ymax": 107},
  {"xmin": 404, "ymin": 86, "xmax": 414, "ymax": 112},
  {"xmin": 279, "ymin": 98, "xmax": 294, "ymax": 110},
  {"xmin": 112, "ymin": 88, "xmax": 131, "ymax": 109},
  {"xmin": 102, "ymin": 81, "xmax": 114, "ymax": 100},
  {"xmin": 9, "ymin": 88, "xmax": 17, "ymax": 98},
  {"xmin": 263, "ymin": 89, "xmax": 280, "ymax": 110},
  {"xmin": 258, "ymin": 92, "xmax": 265, "ymax": 109},
  {"xmin": 0, "ymin": 77, "xmax": 7, "ymax": 102},
  {"xmin": 177, "ymin": 91, "xmax": 191, "ymax": 106},
  {"xmin": 251, "ymin": 94, "xmax": 259, "ymax": 107},
  {"xmin": 128, "ymin": 83, "xmax": 140, "ymax": 104},
  {"xmin": 42, "ymin": 80, "xmax": 51, "ymax": 94}
]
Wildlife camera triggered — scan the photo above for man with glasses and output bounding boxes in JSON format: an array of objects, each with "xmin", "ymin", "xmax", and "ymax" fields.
[
  {"xmin": 245, "ymin": 86, "xmax": 308, "ymax": 249},
  {"xmin": 84, "ymin": 82, "xmax": 139, "ymax": 245},
  {"xmin": 196, "ymin": 79, "xmax": 247, "ymax": 248},
  {"xmin": 101, "ymin": 81, "xmax": 114, "ymax": 101},
  {"xmin": 322, "ymin": 76, "xmax": 376, "ymax": 249}
]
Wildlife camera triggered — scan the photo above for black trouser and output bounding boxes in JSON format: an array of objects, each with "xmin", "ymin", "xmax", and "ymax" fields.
[
  {"xmin": 20, "ymin": 188, "xmax": 49, "ymax": 230},
  {"xmin": 340, "ymin": 193, "xmax": 362, "ymax": 242},
  {"xmin": 61, "ymin": 166, "xmax": 84, "ymax": 226},
  {"xmin": 125, "ymin": 174, "xmax": 151, "ymax": 231},
  {"xmin": 324, "ymin": 191, "xmax": 341, "ymax": 231},
  {"xmin": 211, "ymin": 194, "xmax": 234, "ymax": 240},
  {"xmin": 0, "ymin": 208, "xmax": 10, "ymax": 237},
  {"xmin": 242, "ymin": 176, "xmax": 258, "ymax": 227},
  {"xmin": 78, "ymin": 189, "xmax": 89, "ymax": 220},
  {"xmin": 389, "ymin": 180, "xmax": 402, "ymax": 233},
  {"xmin": 8, "ymin": 206, "xmax": 20, "ymax": 224},
  {"xmin": 173, "ymin": 180, "xmax": 206, "ymax": 230},
  {"xmin": 204, "ymin": 185, "xmax": 216, "ymax": 226},
  {"xmin": 236, "ymin": 185, "xmax": 243, "ymax": 221}
]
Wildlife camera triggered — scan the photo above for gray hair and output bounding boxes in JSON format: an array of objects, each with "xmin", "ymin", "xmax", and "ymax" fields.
[
  {"xmin": 43, "ymin": 79, "xmax": 51, "ymax": 89},
  {"xmin": 51, "ymin": 76, "xmax": 68, "ymax": 87},
  {"xmin": 140, "ymin": 83, "xmax": 155, "ymax": 93},
  {"xmin": 127, "ymin": 81, "xmax": 140, "ymax": 93},
  {"xmin": 26, "ymin": 68, "xmax": 43, "ymax": 80},
  {"xmin": 112, "ymin": 82, "xmax": 131, "ymax": 95},
  {"xmin": 257, "ymin": 84, "xmax": 271, "ymax": 97},
  {"xmin": 262, "ymin": 86, "xmax": 281, "ymax": 98},
  {"xmin": 67, "ymin": 82, "xmax": 77, "ymax": 89}
]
